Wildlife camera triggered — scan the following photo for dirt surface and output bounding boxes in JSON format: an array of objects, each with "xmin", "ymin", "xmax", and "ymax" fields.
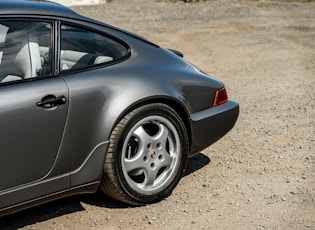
[{"xmin": 1, "ymin": 0, "xmax": 314, "ymax": 229}]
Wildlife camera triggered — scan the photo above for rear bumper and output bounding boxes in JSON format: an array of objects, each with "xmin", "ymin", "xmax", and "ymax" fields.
[{"xmin": 189, "ymin": 100, "xmax": 239, "ymax": 156}]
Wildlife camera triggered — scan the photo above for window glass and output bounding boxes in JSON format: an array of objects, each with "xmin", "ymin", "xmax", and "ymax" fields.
[
  {"xmin": 0, "ymin": 20, "xmax": 53, "ymax": 84},
  {"xmin": 60, "ymin": 24, "xmax": 129, "ymax": 71}
]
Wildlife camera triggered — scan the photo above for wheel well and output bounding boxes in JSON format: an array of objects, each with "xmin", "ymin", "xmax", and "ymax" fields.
[{"xmin": 114, "ymin": 98, "xmax": 192, "ymax": 152}]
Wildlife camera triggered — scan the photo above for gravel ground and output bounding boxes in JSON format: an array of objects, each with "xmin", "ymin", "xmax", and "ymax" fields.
[{"xmin": 1, "ymin": 0, "xmax": 314, "ymax": 229}]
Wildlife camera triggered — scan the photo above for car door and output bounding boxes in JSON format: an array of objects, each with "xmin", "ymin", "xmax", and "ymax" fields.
[{"xmin": 0, "ymin": 20, "xmax": 69, "ymax": 192}]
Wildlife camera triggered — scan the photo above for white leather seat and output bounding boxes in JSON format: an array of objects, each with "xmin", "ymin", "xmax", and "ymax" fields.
[
  {"xmin": 60, "ymin": 50, "xmax": 113, "ymax": 70},
  {"xmin": 94, "ymin": 55, "xmax": 113, "ymax": 64},
  {"xmin": 60, "ymin": 50, "xmax": 95, "ymax": 70}
]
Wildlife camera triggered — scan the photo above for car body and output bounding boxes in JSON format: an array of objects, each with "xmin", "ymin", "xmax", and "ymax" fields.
[{"xmin": 0, "ymin": 0, "xmax": 239, "ymax": 216}]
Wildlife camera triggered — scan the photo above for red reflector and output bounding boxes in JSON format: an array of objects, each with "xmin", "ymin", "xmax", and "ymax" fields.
[{"xmin": 213, "ymin": 87, "xmax": 228, "ymax": 106}]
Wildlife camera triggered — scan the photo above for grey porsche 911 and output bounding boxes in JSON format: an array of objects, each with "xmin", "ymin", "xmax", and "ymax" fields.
[{"xmin": 0, "ymin": 0, "xmax": 239, "ymax": 216}]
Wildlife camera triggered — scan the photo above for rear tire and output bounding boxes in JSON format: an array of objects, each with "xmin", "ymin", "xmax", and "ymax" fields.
[{"xmin": 100, "ymin": 103, "xmax": 189, "ymax": 205}]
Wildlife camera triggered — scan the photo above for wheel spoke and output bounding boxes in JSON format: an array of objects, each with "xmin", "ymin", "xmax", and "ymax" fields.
[
  {"xmin": 133, "ymin": 125, "xmax": 152, "ymax": 144},
  {"xmin": 143, "ymin": 167, "xmax": 158, "ymax": 187},
  {"xmin": 124, "ymin": 153, "xmax": 145, "ymax": 172},
  {"xmin": 124, "ymin": 125, "xmax": 153, "ymax": 172},
  {"xmin": 153, "ymin": 123, "xmax": 169, "ymax": 146},
  {"xmin": 142, "ymin": 152, "xmax": 175, "ymax": 187},
  {"xmin": 160, "ymin": 151, "xmax": 174, "ymax": 168}
]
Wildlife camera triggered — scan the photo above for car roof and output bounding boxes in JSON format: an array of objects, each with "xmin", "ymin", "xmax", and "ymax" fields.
[
  {"xmin": 0, "ymin": 0, "xmax": 159, "ymax": 48},
  {"xmin": 0, "ymin": 0, "xmax": 84, "ymax": 20}
]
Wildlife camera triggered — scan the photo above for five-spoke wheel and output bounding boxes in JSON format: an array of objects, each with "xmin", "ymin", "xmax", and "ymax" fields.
[{"xmin": 100, "ymin": 103, "xmax": 188, "ymax": 205}]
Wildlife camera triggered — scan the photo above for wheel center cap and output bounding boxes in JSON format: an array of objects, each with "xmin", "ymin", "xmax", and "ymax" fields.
[{"xmin": 150, "ymin": 151, "xmax": 156, "ymax": 159}]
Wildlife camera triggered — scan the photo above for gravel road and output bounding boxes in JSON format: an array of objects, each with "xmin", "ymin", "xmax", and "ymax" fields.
[{"xmin": 1, "ymin": 0, "xmax": 314, "ymax": 229}]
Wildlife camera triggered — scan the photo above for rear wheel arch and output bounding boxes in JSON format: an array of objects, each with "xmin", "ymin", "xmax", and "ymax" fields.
[{"xmin": 111, "ymin": 98, "xmax": 192, "ymax": 152}]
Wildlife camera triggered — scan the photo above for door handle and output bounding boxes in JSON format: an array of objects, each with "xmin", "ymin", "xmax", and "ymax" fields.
[{"xmin": 36, "ymin": 95, "xmax": 67, "ymax": 109}]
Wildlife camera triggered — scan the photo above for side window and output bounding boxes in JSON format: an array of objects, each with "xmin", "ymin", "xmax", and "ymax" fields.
[
  {"xmin": 0, "ymin": 20, "xmax": 53, "ymax": 84},
  {"xmin": 60, "ymin": 24, "xmax": 129, "ymax": 71}
]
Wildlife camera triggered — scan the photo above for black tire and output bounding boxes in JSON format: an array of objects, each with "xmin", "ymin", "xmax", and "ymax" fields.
[{"xmin": 100, "ymin": 103, "xmax": 189, "ymax": 205}]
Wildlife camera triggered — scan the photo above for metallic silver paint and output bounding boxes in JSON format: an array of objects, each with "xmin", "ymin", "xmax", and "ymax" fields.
[{"xmin": 0, "ymin": 78, "xmax": 69, "ymax": 191}]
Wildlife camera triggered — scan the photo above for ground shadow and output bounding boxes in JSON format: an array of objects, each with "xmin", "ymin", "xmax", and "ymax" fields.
[
  {"xmin": 0, "ymin": 153, "xmax": 210, "ymax": 229},
  {"xmin": 184, "ymin": 152, "xmax": 211, "ymax": 177}
]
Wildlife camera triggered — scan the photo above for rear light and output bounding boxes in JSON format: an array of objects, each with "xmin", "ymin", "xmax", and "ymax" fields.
[{"xmin": 213, "ymin": 87, "xmax": 228, "ymax": 106}]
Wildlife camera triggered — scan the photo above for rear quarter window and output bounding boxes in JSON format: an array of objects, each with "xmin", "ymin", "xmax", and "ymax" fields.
[{"xmin": 60, "ymin": 24, "xmax": 129, "ymax": 72}]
